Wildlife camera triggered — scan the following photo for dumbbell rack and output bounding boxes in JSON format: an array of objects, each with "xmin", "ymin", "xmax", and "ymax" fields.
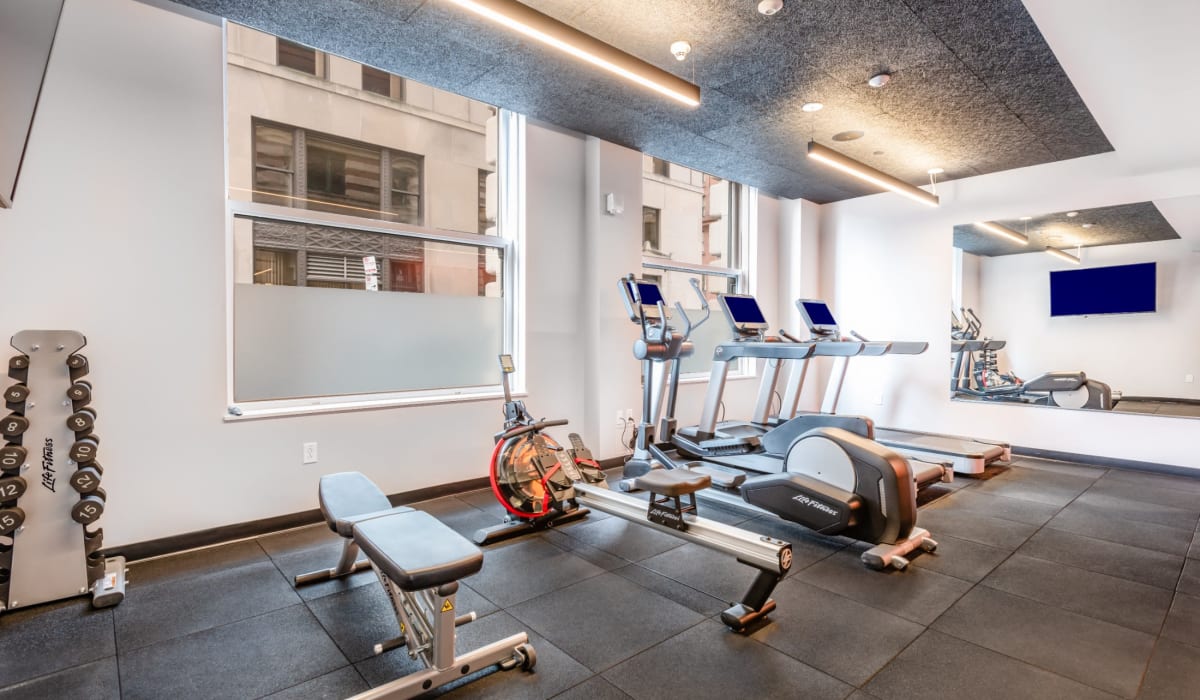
[{"xmin": 0, "ymin": 330, "xmax": 125, "ymax": 614}]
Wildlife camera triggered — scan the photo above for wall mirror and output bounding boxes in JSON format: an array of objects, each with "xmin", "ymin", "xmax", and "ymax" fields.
[{"xmin": 951, "ymin": 195, "xmax": 1200, "ymax": 418}]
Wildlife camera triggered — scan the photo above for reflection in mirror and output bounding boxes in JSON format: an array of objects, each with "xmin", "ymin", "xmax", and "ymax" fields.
[{"xmin": 950, "ymin": 197, "xmax": 1200, "ymax": 418}]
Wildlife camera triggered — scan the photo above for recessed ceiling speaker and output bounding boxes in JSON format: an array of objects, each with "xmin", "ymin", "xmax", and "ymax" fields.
[
  {"xmin": 832, "ymin": 130, "xmax": 865, "ymax": 141},
  {"xmin": 758, "ymin": 0, "xmax": 784, "ymax": 16}
]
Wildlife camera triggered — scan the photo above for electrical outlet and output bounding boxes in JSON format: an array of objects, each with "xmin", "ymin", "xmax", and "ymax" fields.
[
  {"xmin": 624, "ymin": 408, "xmax": 634, "ymax": 422},
  {"xmin": 615, "ymin": 410, "xmax": 625, "ymax": 427},
  {"xmin": 873, "ymin": 393, "xmax": 884, "ymax": 406},
  {"xmin": 1186, "ymin": 374, "xmax": 1195, "ymax": 384},
  {"xmin": 302, "ymin": 442, "xmax": 318, "ymax": 464}
]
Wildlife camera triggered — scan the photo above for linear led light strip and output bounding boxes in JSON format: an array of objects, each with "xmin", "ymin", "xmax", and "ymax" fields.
[
  {"xmin": 973, "ymin": 220, "xmax": 1029, "ymax": 246},
  {"xmin": 1044, "ymin": 247, "xmax": 1080, "ymax": 264},
  {"xmin": 806, "ymin": 142, "xmax": 939, "ymax": 208},
  {"xmin": 447, "ymin": 0, "xmax": 701, "ymax": 107}
]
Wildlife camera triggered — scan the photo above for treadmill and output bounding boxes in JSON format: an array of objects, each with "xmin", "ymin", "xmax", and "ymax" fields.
[
  {"xmin": 672, "ymin": 294, "xmax": 951, "ymax": 488},
  {"xmin": 796, "ymin": 299, "xmax": 1010, "ymax": 475}
]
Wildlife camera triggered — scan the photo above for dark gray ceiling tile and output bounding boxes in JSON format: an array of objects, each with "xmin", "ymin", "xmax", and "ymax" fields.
[
  {"xmin": 169, "ymin": 0, "xmax": 1111, "ymax": 202},
  {"xmin": 954, "ymin": 201, "xmax": 1181, "ymax": 256}
]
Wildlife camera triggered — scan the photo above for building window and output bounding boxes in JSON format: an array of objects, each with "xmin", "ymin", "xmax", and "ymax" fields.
[
  {"xmin": 642, "ymin": 206, "xmax": 661, "ymax": 252},
  {"xmin": 361, "ymin": 65, "xmax": 404, "ymax": 100},
  {"xmin": 227, "ymin": 22, "xmax": 513, "ymax": 412},
  {"xmin": 650, "ymin": 157, "xmax": 670, "ymax": 177},
  {"xmin": 641, "ymin": 157, "xmax": 753, "ymax": 376},
  {"xmin": 276, "ymin": 38, "xmax": 322, "ymax": 76},
  {"xmin": 251, "ymin": 120, "xmax": 424, "ymax": 225}
]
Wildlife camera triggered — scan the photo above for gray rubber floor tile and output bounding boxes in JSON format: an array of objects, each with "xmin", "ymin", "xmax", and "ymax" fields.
[
  {"xmin": 908, "ymin": 506, "xmax": 1039, "ymax": 551},
  {"xmin": 1138, "ymin": 638, "xmax": 1200, "ymax": 700},
  {"xmin": 0, "ymin": 657, "xmax": 119, "ymax": 700},
  {"xmin": 908, "ymin": 533, "xmax": 1011, "ymax": 582},
  {"xmin": 931, "ymin": 587, "xmax": 1155, "ymax": 698},
  {"xmin": 552, "ymin": 515, "xmax": 685, "ymax": 562},
  {"xmin": 508, "ymin": 572, "xmax": 705, "ymax": 672},
  {"xmin": 354, "ymin": 611, "xmax": 591, "ymax": 700},
  {"xmin": 117, "ymin": 605, "xmax": 348, "ymax": 700},
  {"xmin": 1047, "ymin": 503, "xmax": 1193, "ymax": 556},
  {"xmin": 115, "ymin": 559, "xmax": 301, "ymax": 651},
  {"xmin": 603, "ymin": 618, "xmax": 852, "ymax": 700},
  {"xmin": 466, "ymin": 537, "xmax": 607, "ymax": 607},
  {"xmin": 969, "ymin": 466, "xmax": 1097, "ymax": 507},
  {"xmin": 983, "ymin": 554, "xmax": 1172, "ymax": 634},
  {"xmin": 864, "ymin": 629, "xmax": 1118, "ymax": 700},
  {"xmin": 539, "ymin": 529, "xmax": 630, "ymax": 570},
  {"xmin": 1019, "ymin": 528, "xmax": 1185, "ymax": 590},
  {"xmin": 612, "ymin": 563, "xmax": 730, "ymax": 616},
  {"xmin": 1178, "ymin": 558, "xmax": 1200, "ymax": 596},
  {"xmin": 1189, "ymin": 533, "xmax": 1200, "ymax": 561},
  {"xmin": 796, "ymin": 548, "xmax": 972, "ymax": 625},
  {"xmin": 267, "ymin": 541, "xmax": 379, "ymax": 601},
  {"xmin": 924, "ymin": 487, "xmax": 1063, "ymax": 526},
  {"xmin": 126, "ymin": 539, "xmax": 268, "ymax": 589},
  {"xmin": 257, "ymin": 523, "xmax": 339, "ymax": 558},
  {"xmin": 454, "ymin": 487, "xmax": 508, "ymax": 517},
  {"xmin": 1010, "ymin": 456, "xmax": 1108, "ymax": 479},
  {"xmin": 1099, "ymin": 469, "xmax": 1200, "ymax": 496},
  {"xmin": 749, "ymin": 578, "xmax": 925, "ymax": 686},
  {"xmin": 637, "ymin": 542, "xmax": 776, "ymax": 605},
  {"xmin": 738, "ymin": 515, "xmax": 850, "ymax": 569},
  {"xmin": 551, "ymin": 675, "xmax": 633, "ymax": 699},
  {"xmin": 308, "ymin": 578, "xmax": 497, "ymax": 663},
  {"xmin": 1071, "ymin": 490, "xmax": 1200, "ymax": 532},
  {"xmin": 261, "ymin": 665, "xmax": 368, "ymax": 700},
  {"xmin": 1160, "ymin": 592, "xmax": 1200, "ymax": 647},
  {"xmin": 0, "ymin": 599, "xmax": 114, "ymax": 687},
  {"xmin": 1086, "ymin": 479, "xmax": 1200, "ymax": 512}
]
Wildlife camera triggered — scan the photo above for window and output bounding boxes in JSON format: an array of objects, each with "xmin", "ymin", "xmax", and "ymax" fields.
[
  {"xmin": 641, "ymin": 158, "xmax": 753, "ymax": 376},
  {"xmin": 276, "ymin": 38, "xmax": 323, "ymax": 77},
  {"xmin": 362, "ymin": 65, "xmax": 404, "ymax": 100},
  {"xmin": 226, "ymin": 22, "xmax": 514, "ymax": 414},
  {"xmin": 650, "ymin": 157, "xmax": 670, "ymax": 177},
  {"xmin": 642, "ymin": 207, "xmax": 661, "ymax": 252},
  {"xmin": 251, "ymin": 121, "xmax": 423, "ymax": 225}
]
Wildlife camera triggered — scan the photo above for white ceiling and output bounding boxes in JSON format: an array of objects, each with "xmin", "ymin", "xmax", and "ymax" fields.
[{"xmin": 1023, "ymin": 0, "xmax": 1200, "ymax": 174}]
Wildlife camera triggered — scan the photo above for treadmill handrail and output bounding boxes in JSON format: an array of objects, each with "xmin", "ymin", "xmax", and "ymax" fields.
[{"xmin": 712, "ymin": 341, "xmax": 817, "ymax": 362}]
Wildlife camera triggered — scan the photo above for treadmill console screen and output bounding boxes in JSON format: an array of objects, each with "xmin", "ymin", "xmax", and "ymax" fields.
[
  {"xmin": 720, "ymin": 294, "xmax": 769, "ymax": 332},
  {"xmin": 800, "ymin": 301, "xmax": 838, "ymax": 327}
]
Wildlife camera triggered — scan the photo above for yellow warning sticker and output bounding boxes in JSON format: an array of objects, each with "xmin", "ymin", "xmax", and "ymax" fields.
[{"xmin": 441, "ymin": 599, "xmax": 454, "ymax": 613}]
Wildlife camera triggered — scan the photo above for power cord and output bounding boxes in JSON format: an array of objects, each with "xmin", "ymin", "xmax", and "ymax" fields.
[{"xmin": 621, "ymin": 417, "xmax": 636, "ymax": 455}]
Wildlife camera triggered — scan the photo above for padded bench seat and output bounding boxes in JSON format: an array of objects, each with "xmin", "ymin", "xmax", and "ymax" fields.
[
  {"xmin": 353, "ymin": 511, "xmax": 484, "ymax": 591},
  {"xmin": 319, "ymin": 471, "xmax": 413, "ymax": 537},
  {"xmin": 635, "ymin": 468, "xmax": 712, "ymax": 497}
]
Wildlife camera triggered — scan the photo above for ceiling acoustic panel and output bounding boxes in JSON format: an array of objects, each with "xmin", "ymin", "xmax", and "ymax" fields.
[
  {"xmin": 170, "ymin": 0, "xmax": 1113, "ymax": 202},
  {"xmin": 954, "ymin": 202, "xmax": 1181, "ymax": 257}
]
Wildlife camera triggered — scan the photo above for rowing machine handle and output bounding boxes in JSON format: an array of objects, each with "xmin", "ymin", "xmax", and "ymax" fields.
[{"xmin": 502, "ymin": 418, "xmax": 569, "ymax": 440}]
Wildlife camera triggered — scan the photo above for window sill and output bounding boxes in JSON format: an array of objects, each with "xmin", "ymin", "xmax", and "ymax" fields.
[
  {"xmin": 679, "ymin": 373, "xmax": 756, "ymax": 385},
  {"xmin": 224, "ymin": 387, "xmax": 514, "ymax": 422}
]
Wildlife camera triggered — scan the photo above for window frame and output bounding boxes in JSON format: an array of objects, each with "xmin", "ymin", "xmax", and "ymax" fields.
[
  {"xmin": 639, "ymin": 175, "xmax": 757, "ymax": 383},
  {"xmin": 225, "ymin": 111, "xmax": 525, "ymax": 420}
]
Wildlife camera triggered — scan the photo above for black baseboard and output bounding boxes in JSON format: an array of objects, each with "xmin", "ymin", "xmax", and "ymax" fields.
[
  {"xmin": 107, "ymin": 476, "xmax": 490, "ymax": 562},
  {"xmin": 1012, "ymin": 446, "xmax": 1198, "ymax": 478}
]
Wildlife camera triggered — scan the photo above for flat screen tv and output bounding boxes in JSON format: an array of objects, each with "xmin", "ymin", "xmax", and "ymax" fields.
[{"xmin": 1049, "ymin": 262, "xmax": 1156, "ymax": 317}]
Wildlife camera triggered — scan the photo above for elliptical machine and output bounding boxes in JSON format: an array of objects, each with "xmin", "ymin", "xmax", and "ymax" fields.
[{"xmin": 617, "ymin": 276, "xmax": 938, "ymax": 571}]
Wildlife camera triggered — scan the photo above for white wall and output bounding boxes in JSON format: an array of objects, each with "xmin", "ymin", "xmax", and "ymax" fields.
[
  {"xmin": 0, "ymin": 0, "xmax": 776, "ymax": 547},
  {"xmin": 977, "ymin": 237, "xmax": 1200, "ymax": 400},
  {"xmin": 812, "ymin": 151, "xmax": 1200, "ymax": 469}
]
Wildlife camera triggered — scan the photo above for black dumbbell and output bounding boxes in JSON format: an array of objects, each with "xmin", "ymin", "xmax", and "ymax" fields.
[
  {"xmin": 66, "ymin": 354, "xmax": 89, "ymax": 381},
  {"xmin": 7, "ymin": 356, "xmax": 29, "ymax": 382},
  {"xmin": 0, "ymin": 415, "xmax": 29, "ymax": 439},
  {"xmin": 0, "ymin": 506, "xmax": 25, "ymax": 535},
  {"xmin": 86, "ymin": 550, "xmax": 106, "ymax": 583},
  {"xmin": 70, "ymin": 436, "xmax": 99, "ymax": 463},
  {"xmin": 67, "ymin": 408, "xmax": 97, "ymax": 434},
  {"xmin": 0, "ymin": 567, "xmax": 9, "ymax": 585},
  {"xmin": 69, "ymin": 463, "xmax": 103, "ymax": 494},
  {"xmin": 0, "ymin": 476, "xmax": 27, "ymax": 501},
  {"xmin": 0, "ymin": 445, "xmax": 26, "ymax": 474},
  {"xmin": 3, "ymin": 384, "xmax": 29, "ymax": 405},
  {"xmin": 84, "ymin": 527, "xmax": 104, "ymax": 555},
  {"xmin": 67, "ymin": 381, "xmax": 92, "ymax": 405},
  {"xmin": 71, "ymin": 487, "xmax": 106, "ymax": 525}
]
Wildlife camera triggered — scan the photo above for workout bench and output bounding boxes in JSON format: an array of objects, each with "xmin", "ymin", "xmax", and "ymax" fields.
[{"xmin": 300, "ymin": 472, "xmax": 535, "ymax": 699}]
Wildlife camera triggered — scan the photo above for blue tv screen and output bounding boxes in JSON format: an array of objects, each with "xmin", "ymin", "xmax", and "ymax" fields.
[{"xmin": 1049, "ymin": 262, "xmax": 1156, "ymax": 317}]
